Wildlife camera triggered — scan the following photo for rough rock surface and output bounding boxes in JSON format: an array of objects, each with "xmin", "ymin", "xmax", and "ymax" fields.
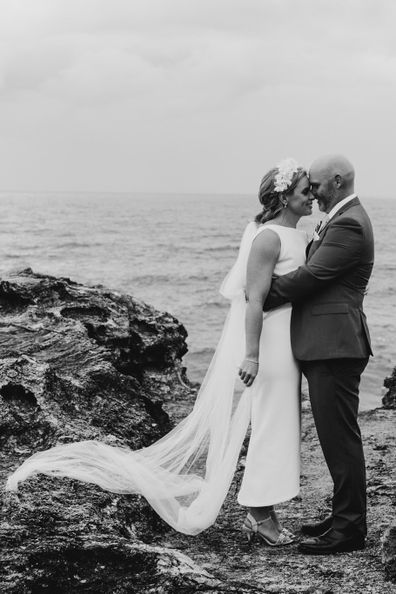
[
  {"xmin": 1, "ymin": 269, "xmax": 253, "ymax": 593},
  {"xmin": 382, "ymin": 524, "xmax": 396, "ymax": 582},
  {"xmin": 382, "ymin": 367, "xmax": 396, "ymax": 409},
  {"xmin": 163, "ymin": 403, "xmax": 396, "ymax": 594},
  {"xmin": 1, "ymin": 270, "xmax": 395, "ymax": 593}
]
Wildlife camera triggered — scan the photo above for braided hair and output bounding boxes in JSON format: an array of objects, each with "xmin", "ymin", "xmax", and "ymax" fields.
[{"xmin": 255, "ymin": 166, "xmax": 306, "ymax": 224}]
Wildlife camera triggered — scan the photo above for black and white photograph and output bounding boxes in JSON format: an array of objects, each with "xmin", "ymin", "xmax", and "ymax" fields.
[{"xmin": 0, "ymin": 1, "xmax": 395, "ymax": 592}]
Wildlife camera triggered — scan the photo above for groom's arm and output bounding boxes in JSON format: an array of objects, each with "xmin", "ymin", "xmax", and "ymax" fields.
[{"xmin": 264, "ymin": 217, "xmax": 363, "ymax": 310}]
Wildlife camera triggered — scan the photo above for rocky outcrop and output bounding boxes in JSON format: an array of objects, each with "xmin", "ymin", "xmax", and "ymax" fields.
[
  {"xmin": 382, "ymin": 367, "xmax": 396, "ymax": 409},
  {"xmin": 382, "ymin": 524, "xmax": 396, "ymax": 582},
  {"xmin": 1, "ymin": 269, "xmax": 396, "ymax": 593},
  {"xmin": 1, "ymin": 269, "xmax": 253, "ymax": 593}
]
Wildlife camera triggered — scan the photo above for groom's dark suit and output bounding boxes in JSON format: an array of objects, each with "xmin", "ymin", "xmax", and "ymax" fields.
[{"xmin": 265, "ymin": 196, "xmax": 374, "ymax": 538}]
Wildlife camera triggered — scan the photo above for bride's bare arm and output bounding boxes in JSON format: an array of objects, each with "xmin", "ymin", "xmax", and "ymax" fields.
[{"xmin": 239, "ymin": 230, "xmax": 280, "ymax": 387}]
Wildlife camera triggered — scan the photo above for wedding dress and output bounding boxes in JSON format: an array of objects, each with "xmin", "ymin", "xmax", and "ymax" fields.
[
  {"xmin": 237, "ymin": 224, "xmax": 307, "ymax": 506},
  {"xmin": 6, "ymin": 222, "xmax": 308, "ymax": 536}
]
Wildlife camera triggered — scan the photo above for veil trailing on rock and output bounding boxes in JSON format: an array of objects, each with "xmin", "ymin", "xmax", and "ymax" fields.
[{"xmin": 6, "ymin": 222, "xmax": 259, "ymax": 536}]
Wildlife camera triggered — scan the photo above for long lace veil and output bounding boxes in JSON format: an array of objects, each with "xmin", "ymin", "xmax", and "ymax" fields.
[{"xmin": 6, "ymin": 222, "xmax": 258, "ymax": 536}]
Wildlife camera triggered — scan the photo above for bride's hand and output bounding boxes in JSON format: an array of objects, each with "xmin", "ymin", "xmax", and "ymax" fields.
[{"xmin": 238, "ymin": 358, "xmax": 259, "ymax": 387}]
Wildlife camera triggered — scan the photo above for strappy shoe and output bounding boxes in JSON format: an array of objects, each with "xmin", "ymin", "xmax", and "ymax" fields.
[
  {"xmin": 241, "ymin": 513, "xmax": 296, "ymax": 547},
  {"xmin": 269, "ymin": 510, "xmax": 295, "ymax": 540}
]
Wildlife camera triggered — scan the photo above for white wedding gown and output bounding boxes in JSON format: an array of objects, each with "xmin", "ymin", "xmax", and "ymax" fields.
[
  {"xmin": 6, "ymin": 222, "xmax": 308, "ymax": 536},
  {"xmin": 238, "ymin": 223, "xmax": 308, "ymax": 506}
]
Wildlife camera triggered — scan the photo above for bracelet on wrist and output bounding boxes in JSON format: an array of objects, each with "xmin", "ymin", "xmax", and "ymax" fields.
[{"xmin": 245, "ymin": 358, "xmax": 259, "ymax": 364}]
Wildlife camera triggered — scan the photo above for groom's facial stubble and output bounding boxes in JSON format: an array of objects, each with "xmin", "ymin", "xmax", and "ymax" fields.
[
  {"xmin": 309, "ymin": 155, "xmax": 355, "ymax": 213},
  {"xmin": 308, "ymin": 170, "xmax": 335, "ymax": 213}
]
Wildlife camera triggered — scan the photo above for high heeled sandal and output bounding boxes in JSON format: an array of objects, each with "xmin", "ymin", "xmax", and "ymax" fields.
[
  {"xmin": 270, "ymin": 511, "xmax": 295, "ymax": 541},
  {"xmin": 241, "ymin": 513, "xmax": 296, "ymax": 547}
]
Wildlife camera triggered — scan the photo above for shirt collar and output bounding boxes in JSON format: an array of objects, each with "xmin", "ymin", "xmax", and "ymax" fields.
[{"xmin": 327, "ymin": 193, "xmax": 357, "ymax": 220}]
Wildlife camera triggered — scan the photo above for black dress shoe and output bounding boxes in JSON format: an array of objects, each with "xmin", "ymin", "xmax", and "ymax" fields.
[
  {"xmin": 301, "ymin": 516, "xmax": 333, "ymax": 537},
  {"xmin": 298, "ymin": 528, "xmax": 365, "ymax": 555}
]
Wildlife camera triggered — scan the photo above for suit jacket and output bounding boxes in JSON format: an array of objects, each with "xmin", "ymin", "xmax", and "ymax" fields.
[{"xmin": 264, "ymin": 197, "xmax": 374, "ymax": 360}]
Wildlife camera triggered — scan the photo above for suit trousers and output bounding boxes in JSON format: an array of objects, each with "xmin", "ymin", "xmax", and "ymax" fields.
[{"xmin": 301, "ymin": 358, "xmax": 368, "ymax": 537}]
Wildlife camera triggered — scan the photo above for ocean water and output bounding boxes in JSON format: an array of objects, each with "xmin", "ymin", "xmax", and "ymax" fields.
[{"xmin": 0, "ymin": 192, "xmax": 394, "ymax": 411}]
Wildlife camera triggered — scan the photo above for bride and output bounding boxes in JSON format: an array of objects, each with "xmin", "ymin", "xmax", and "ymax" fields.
[{"xmin": 6, "ymin": 159, "xmax": 313, "ymax": 547}]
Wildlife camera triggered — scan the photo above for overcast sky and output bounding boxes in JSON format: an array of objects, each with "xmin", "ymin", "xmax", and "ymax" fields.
[{"xmin": 0, "ymin": 0, "xmax": 395, "ymax": 197}]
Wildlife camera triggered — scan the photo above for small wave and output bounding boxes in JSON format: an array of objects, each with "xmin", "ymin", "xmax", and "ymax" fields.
[
  {"xmin": 3, "ymin": 254, "xmax": 26, "ymax": 260},
  {"xmin": 55, "ymin": 242, "xmax": 103, "ymax": 249},
  {"xmin": 203, "ymin": 245, "xmax": 238, "ymax": 253},
  {"xmin": 198, "ymin": 298, "xmax": 228, "ymax": 308},
  {"xmin": 131, "ymin": 274, "xmax": 177, "ymax": 284},
  {"xmin": 188, "ymin": 347, "xmax": 215, "ymax": 356},
  {"xmin": 132, "ymin": 273, "xmax": 209, "ymax": 284},
  {"xmin": 179, "ymin": 274, "xmax": 210, "ymax": 283},
  {"xmin": 200, "ymin": 233, "xmax": 240, "ymax": 240}
]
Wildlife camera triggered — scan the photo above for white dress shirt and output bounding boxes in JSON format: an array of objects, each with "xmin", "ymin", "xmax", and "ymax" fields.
[
  {"xmin": 327, "ymin": 193, "xmax": 357, "ymax": 221},
  {"xmin": 314, "ymin": 193, "xmax": 357, "ymax": 238}
]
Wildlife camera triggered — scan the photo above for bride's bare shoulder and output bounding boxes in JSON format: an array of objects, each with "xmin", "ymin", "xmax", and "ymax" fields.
[
  {"xmin": 254, "ymin": 224, "xmax": 281, "ymax": 242},
  {"xmin": 250, "ymin": 225, "xmax": 281, "ymax": 256}
]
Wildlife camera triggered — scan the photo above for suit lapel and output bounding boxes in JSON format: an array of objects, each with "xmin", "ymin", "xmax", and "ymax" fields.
[
  {"xmin": 307, "ymin": 238, "xmax": 319, "ymax": 259},
  {"xmin": 307, "ymin": 197, "xmax": 360, "ymax": 261}
]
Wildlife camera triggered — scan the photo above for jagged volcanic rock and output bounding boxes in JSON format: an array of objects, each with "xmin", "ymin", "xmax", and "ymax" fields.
[
  {"xmin": 0, "ymin": 269, "xmax": 243, "ymax": 593},
  {"xmin": 382, "ymin": 523, "xmax": 396, "ymax": 582},
  {"xmin": 382, "ymin": 367, "xmax": 396, "ymax": 409}
]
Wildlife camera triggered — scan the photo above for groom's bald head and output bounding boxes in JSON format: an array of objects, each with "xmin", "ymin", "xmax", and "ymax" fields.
[
  {"xmin": 309, "ymin": 155, "xmax": 355, "ymax": 213},
  {"xmin": 310, "ymin": 155, "xmax": 355, "ymax": 186}
]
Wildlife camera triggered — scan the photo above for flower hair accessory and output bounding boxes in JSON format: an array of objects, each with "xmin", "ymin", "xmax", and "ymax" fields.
[{"xmin": 274, "ymin": 158, "xmax": 299, "ymax": 193}]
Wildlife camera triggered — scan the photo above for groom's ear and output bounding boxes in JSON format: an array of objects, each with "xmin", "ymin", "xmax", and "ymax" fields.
[{"xmin": 335, "ymin": 174, "xmax": 342, "ymax": 188}]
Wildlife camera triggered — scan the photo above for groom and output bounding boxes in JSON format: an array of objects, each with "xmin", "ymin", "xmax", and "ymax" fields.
[{"xmin": 265, "ymin": 154, "xmax": 374, "ymax": 554}]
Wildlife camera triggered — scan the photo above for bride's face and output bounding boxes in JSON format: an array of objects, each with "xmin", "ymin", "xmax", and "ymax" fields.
[{"xmin": 287, "ymin": 176, "xmax": 313, "ymax": 217}]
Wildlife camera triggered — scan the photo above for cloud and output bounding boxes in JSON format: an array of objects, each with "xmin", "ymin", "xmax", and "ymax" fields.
[
  {"xmin": 1, "ymin": 0, "xmax": 395, "ymax": 99},
  {"xmin": 0, "ymin": 0, "xmax": 395, "ymax": 194}
]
